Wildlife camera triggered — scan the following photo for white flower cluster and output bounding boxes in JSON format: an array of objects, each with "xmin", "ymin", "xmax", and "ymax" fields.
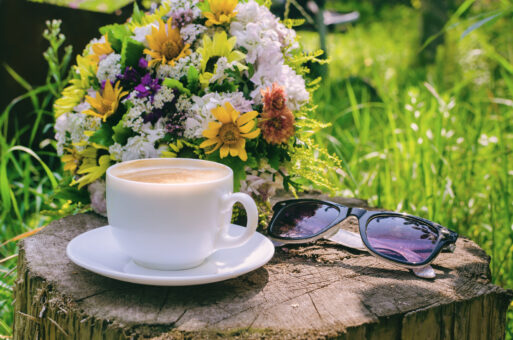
[
  {"xmin": 240, "ymin": 161, "xmax": 284, "ymax": 201},
  {"xmin": 180, "ymin": 24, "xmax": 206, "ymax": 45},
  {"xmin": 164, "ymin": 0, "xmax": 202, "ymax": 19},
  {"xmin": 230, "ymin": 1, "xmax": 308, "ymax": 110},
  {"xmin": 156, "ymin": 51, "xmax": 201, "ymax": 80},
  {"xmin": 175, "ymin": 94, "xmax": 193, "ymax": 112},
  {"xmin": 133, "ymin": 24, "xmax": 156, "ymax": 46},
  {"xmin": 209, "ymin": 57, "xmax": 238, "ymax": 84},
  {"xmin": 153, "ymin": 85, "xmax": 176, "ymax": 109},
  {"xmin": 55, "ymin": 112, "xmax": 101, "ymax": 155},
  {"xmin": 121, "ymin": 96, "xmax": 154, "ymax": 132},
  {"xmin": 184, "ymin": 91, "xmax": 253, "ymax": 138},
  {"xmin": 109, "ymin": 118, "xmax": 167, "ymax": 161},
  {"xmin": 96, "ymin": 53, "xmax": 122, "ymax": 84}
]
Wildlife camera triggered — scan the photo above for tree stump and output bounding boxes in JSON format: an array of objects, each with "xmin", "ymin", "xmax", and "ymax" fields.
[{"xmin": 13, "ymin": 197, "xmax": 512, "ymax": 339}]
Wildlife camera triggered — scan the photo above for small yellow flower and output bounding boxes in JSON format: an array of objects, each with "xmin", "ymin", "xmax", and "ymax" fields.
[
  {"xmin": 61, "ymin": 148, "xmax": 80, "ymax": 173},
  {"xmin": 144, "ymin": 18, "xmax": 191, "ymax": 67},
  {"xmin": 200, "ymin": 102, "xmax": 260, "ymax": 161},
  {"xmin": 83, "ymin": 80, "xmax": 128, "ymax": 122},
  {"xmin": 203, "ymin": 0, "xmax": 238, "ymax": 26},
  {"xmin": 90, "ymin": 34, "xmax": 113, "ymax": 64},
  {"xmin": 76, "ymin": 54, "xmax": 98, "ymax": 86},
  {"xmin": 72, "ymin": 146, "xmax": 111, "ymax": 189},
  {"xmin": 54, "ymin": 85, "xmax": 85, "ymax": 118},
  {"xmin": 54, "ymin": 55, "xmax": 97, "ymax": 118},
  {"xmin": 161, "ymin": 139, "xmax": 200, "ymax": 158}
]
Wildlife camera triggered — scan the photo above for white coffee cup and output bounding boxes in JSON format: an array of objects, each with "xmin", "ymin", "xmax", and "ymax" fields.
[{"xmin": 106, "ymin": 158, "xmax": 258, "ymax": 270}]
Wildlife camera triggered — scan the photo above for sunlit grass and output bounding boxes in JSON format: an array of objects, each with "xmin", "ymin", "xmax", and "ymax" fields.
[
  {"xmin": 301, "ymin": 4, "xmax": 513, "ymax": 336},
  {"xmin": 0, "ymin": 21, "xmax": 77, "ymax": 338}
]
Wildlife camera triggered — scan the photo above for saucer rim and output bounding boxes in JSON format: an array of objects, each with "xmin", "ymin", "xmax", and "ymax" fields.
[{"xmin": 66, "ymin": 225, "xmax": 275, "ymax": 286}]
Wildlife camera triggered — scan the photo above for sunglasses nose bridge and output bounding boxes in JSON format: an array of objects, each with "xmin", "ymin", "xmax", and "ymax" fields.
[{"xmin": 348, "ymin": 207, "xmax": 367, "ymax": 219}]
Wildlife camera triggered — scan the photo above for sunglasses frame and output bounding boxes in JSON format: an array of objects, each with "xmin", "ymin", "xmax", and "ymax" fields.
[{"xmin": 268, "ymin": 199, "xmax": 459, "ymax": 268}]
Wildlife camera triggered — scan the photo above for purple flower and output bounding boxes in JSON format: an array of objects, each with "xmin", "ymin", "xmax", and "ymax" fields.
[
  {"xmin": 118, "ymin": 66, "xmax": 140, "ymax": 83},
  {"xmin": 135, "ymin": 73, "xmax": 161, "ymax": 99},
  {"xmin": 144, "ymin": 108, "xmax": 164, "ymax": 123},
  {"xmin": 138, "ymin": 58, "xmax": 148, "ymax": 69},
  {"xmin": 134, "ymin": 84, "xmax": 150, "ymax": 98}
]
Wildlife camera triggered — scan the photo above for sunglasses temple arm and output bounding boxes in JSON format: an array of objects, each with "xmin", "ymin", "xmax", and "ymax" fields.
[
  {"xmin": 325, "ymin": 228, "xmax": 367, "ymax": 251},
  {"xmin": 325, "ymin": 228, "xmax": 437, "ymax": 279}
]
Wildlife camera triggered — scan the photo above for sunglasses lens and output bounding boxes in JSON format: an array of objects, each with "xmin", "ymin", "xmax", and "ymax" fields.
[
  {"xmin": 270, "ymin": 202, "xmax": 340, "ymax": 239},
  {"xmin": 365, "ymin": 216, "xmax": 438, "ymax": 264}
]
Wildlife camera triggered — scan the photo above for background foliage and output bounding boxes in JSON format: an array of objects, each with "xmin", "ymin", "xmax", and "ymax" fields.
[{"xmin": 1, "ymin": 0, "xmax": 512, "ymax": 338}]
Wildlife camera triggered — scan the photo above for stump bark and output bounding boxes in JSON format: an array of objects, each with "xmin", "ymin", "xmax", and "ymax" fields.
[{"xmin": 13, "ymin": 197, "xmax": 512, "ymax": 339}]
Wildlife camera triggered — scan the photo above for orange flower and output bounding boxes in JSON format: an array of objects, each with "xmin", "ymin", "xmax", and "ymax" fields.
[
  {"xmin": 263, "ymin": 83, "xmax": 287, "ymax": 112},
  {"xmin": 259, "ymin": 84, "xmax": 295, "ymax": 145}
]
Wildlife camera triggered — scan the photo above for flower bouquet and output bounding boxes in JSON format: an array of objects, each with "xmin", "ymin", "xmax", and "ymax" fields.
[{"xmin": 53, "ymin": 0, "xmax": 340, "ymax": 215}]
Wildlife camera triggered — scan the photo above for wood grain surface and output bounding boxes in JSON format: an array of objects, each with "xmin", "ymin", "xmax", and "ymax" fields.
[{"xmin": 13, "ymin": 197, "xmax": 512, "ymax": 339}]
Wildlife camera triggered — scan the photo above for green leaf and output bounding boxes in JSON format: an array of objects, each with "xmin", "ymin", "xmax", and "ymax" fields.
[
  {"xmin": 99, "ymin": 24, "xmax": 132, "ymax": 52},
  {"xmin": 197, "ymin": 0, "xmax": 210, "ymax": 12},
  {"xmin": 247, "ymin": 63, "xmax": 255, "ymax": 78},
  {"xmin": 132, "ymin": 2, "xmax": 144, "ymax": 25},
  {"xmin": 210, "ymin": 80, "xmax": 237, "ymax": 93},
  {"xmin": 245, "ymin": 154, "xmax": 258, "ymax": 169},
  {"xmin": 89, "ymin": 124, "xmax": 114, "ymax": 147},
  {"xmin": 187, "ymin": 66, "xmax": 200, "ymax": 92},
  {"xmin": 52, "ymin": 182, "xmax": 91, "ymax": 204},
  {"xmin": 112, "ymin": 120, "xmax": 136, "ymax": 145},
  {"xmin": 121, "ymin": 38, "xmax": 145, "ymax": 69},
  {"xmin": 206, "ymin": 153, "xmax": 246, "ymax": 191},
  {"xmin": 461, "ymin": 12, "xmax": 502, "ymax": 39},
  {"xmin": 163, "ymin": 78, "xmax": 191, "ymax": 95},
  {"xmin": 268, "ymin": 151, "xmax": 280, "ymax": 170}
]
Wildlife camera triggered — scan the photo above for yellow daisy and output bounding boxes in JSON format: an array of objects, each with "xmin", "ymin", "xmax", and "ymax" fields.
[
  {"xmin": 203, "ymin": 0, "xmax": 238, "ymax": 27},
  {"xmin": 83, "ymin": 80, "xmax": 128, "ymax": 122},
  {"xmin": 200, "ymin": 102, "xmax": 260, "ymax": 161},
  {"xmin": 197, "ymin": 31, "xmax": 246, "ymax": 85},
  {"xmin": 144, "ymin": 18, "xmax": 191, "ymax": 67}
]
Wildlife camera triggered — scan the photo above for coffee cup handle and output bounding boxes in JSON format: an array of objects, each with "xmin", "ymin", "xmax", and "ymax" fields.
[{"xmin": 215, "ymin": 192, "xmax": 258, "ymax": 250}]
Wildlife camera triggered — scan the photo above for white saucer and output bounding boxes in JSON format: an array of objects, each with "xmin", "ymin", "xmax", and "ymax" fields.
[{"xmin": 66, "ymin": 225, "xmax": 275, "ymax": 286}]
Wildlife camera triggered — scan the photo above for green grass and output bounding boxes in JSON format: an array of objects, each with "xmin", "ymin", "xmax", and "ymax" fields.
[
  {"xmin": 1, "ymin": 2, "xmax": 513, "ymax": 338},
  {"xmin": 302, "ymin": 3, "xmax": 513, "ymax": 336},
  {"xmin": 0, "ymin": 21, "xmax": 80, "ymax": 338}
]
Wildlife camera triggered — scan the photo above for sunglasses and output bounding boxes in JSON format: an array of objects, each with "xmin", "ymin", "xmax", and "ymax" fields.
[{"xmin": 267, "ymin": 199, "xmax": 458, "ymax": 279}]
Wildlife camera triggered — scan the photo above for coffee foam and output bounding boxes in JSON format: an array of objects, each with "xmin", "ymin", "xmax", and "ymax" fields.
[{"xmin": 116, "ymin": 166, "xmax": 228, "ymax": 184}]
